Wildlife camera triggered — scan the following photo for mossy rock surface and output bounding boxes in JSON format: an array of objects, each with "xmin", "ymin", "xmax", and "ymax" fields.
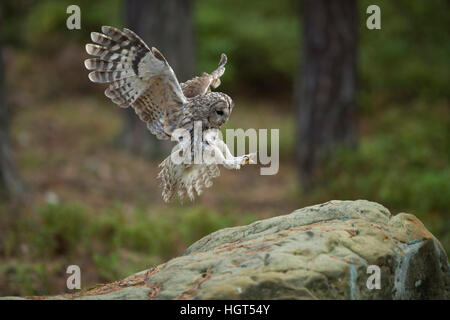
[{"xmin": 2, "ymin": 200, "xmax": 448, "ymax": 300}]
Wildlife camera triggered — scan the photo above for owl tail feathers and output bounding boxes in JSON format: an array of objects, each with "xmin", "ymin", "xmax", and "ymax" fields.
[{"xmin": 157, "ymin": 156, "xmax": 220, "ymax": 203}]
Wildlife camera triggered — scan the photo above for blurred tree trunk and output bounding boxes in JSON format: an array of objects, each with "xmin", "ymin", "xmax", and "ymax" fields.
[
  {"xmin": 0, "ymin": 30, "xmax": 26, "ymax": 200},
  {"xmin": 116, "ymin": 0, "xmax": 195, "ymax": 157},
  {"xmin": 296, "ymin": 0, "xmax": 357, "ymax": 192}
]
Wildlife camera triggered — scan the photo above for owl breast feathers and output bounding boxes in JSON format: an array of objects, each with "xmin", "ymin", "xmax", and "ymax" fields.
[{"xmin": 85, "ymin": 26, "xmax": 255, "ymax": 202}]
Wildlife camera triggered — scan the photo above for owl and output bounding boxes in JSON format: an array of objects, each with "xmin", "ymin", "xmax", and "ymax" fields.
[{"xmin": 84, "ymin": 26, "xmax": 255, "ymax": 202}]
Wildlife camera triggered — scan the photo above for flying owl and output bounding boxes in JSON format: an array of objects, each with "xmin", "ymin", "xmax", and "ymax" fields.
[{"xmin": 84, "ymin": 26, "xmax": 255, "ymax": 202}]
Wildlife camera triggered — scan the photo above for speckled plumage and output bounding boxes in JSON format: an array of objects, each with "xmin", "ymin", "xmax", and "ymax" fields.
[{"xmin": 85, "ymin": 26, "xmax": 253, "ymax": 202}]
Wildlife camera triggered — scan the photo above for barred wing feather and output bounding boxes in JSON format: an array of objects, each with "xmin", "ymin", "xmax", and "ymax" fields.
[{"xmin": 84, "ymin": 26, "xmax": 187, "ymax": 140}]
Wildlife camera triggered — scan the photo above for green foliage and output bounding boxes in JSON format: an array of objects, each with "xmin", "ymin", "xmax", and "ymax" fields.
[
  {"xmin": 0, "ymin": 201, "xmax": 256, "ymax": 295},
  {"xmin": 359, "ymin": 0, "xmax": 450, "ymax": 103},
  {"xmin": 35, "ymin": 203, "xmax": 89, "ymax": 257},
  {"xmin": 194, "ymin": 0, "xmax": 299, "ymax": 94},
  {"xmin": 92, "ymin": 252, "xmax": 121, "ymax": 281},
  {"xmin": 2, "ymin": 0, "xmax": 123, "ymax": 50},
  {"xmin": 195, "ymin": 0, "xmax": 449, "ymax": 100},
  {"xmin": 178, "ymin": 206, "xmax": 234, "ymax": 245},
  {"xmin": 3, "ymin": 0, "xmax": 447, "ymax": 100},
  {"xmin": 308, "ymin": 101, "xmax": 450, "ymax": 249},
  {"xmin": 0, "ymin": 263, "xmax": 52, "ymax": 296}
]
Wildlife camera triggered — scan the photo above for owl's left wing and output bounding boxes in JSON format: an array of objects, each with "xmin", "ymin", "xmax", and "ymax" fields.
[
  {"xmin": 180, "ymin": 53, "xmax": 227, "ymax": 98},
  {"xmin": 85, "ymin": 26, "xmax": 188, "ymax": 140}
]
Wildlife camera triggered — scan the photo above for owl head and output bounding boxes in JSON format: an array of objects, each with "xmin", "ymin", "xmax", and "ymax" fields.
[{"xmin": 194, "ymin": 92, "xmax": 233, "ymax": 129}]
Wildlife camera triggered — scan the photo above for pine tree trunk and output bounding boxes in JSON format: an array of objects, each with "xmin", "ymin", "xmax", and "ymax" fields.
[
  {"xmin": 296, "ymin": 0, "xmax": 357, "ymax": 192},
  {"xmin": 0, "ymin": 34, "xmax": 26, "ymax": 200},
  {"xmin": 116, "ymin": 0, "xmax": 195, "ymax": 157}
]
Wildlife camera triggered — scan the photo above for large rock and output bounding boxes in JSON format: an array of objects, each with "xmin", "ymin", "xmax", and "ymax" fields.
[{"xmin": 4, "ymin": 200, "xmax": 449, "ymax": 300}]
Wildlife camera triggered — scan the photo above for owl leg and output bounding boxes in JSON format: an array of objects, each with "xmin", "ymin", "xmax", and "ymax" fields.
[
  {"xmin": 209, "ymin": 142, "xmax": 256, "ymax": 170},
  {"xmin": 217, "ymin": 140, "xmax": 256, "ymax": 166},
  {"xmin": 216, "ymin": 140, "xmax": 235, "ymax": 160}
]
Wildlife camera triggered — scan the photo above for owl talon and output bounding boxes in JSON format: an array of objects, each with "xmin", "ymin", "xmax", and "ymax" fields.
[
  {"xmin": 239, "ymin": 153, "xmax": 256, "ymax": 166},
  {"xmin": 248, "ymin": 152, "xmax": 257, "ymax": 164}
]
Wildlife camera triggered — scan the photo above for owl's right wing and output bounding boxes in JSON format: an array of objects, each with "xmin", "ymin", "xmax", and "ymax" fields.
[
  {"xmin": 85, "ymin": 26, "xmax": 188, "ymax": 140},
  {"xmin": 180, "ymin": 53, "xmax": 227, "ymax": 98}
]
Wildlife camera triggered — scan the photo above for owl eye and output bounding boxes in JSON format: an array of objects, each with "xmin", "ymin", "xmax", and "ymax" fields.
[{"xmin": 216, "ymin": 110, "xmax": 224, "ymax": 116}]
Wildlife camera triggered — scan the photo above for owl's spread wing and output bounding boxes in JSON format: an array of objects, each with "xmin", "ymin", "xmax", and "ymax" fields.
[
  {"xmin": 85, "ymin": 26, "xmax": 188, "ymax": 139},
  {"xmin": 180, "ymin": 53, "xmax": 227, "ymax": 98}
]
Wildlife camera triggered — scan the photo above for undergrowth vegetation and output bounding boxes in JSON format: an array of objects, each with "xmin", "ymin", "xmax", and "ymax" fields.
[{"xmin": 0, "ymin": 202, "xmax": 256, "ymax": 295}]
